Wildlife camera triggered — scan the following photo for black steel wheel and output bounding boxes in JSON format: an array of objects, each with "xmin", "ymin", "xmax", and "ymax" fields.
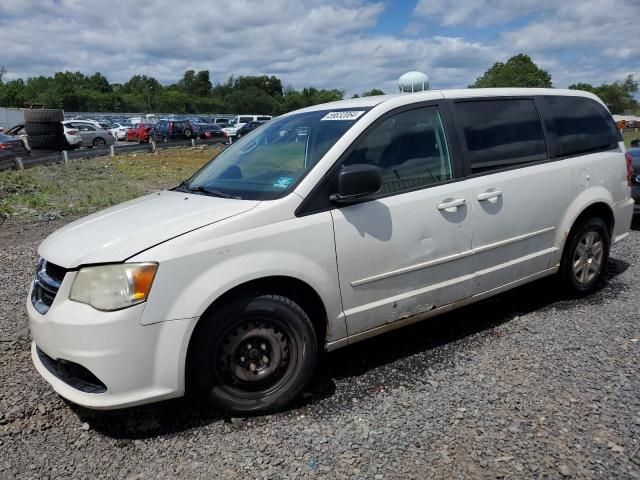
[
  {"xmin": 183, "ymin": 128, "xmax": 193, "ymax": 139},
  {"xmin": 189, "ymin": 295, "xmax": 317, "ymax": 414},
  {"xmin": 559, "ymin": 216, "xmax": 610, "ymax": 295}
]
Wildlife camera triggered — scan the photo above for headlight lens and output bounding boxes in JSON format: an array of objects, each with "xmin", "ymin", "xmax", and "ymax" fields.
[{"xmin": 70, "ymin": 263, "xmax": 158, "ymax": 311}]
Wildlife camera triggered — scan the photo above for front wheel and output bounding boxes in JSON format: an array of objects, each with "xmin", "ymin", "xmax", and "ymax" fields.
[
  {"xmin": 559, "ymin": 217, "xmax": 610, "ymax": 295},
  {"xmin": 190, "ymin": 295, "xmax": 317, "ymax": 414}
]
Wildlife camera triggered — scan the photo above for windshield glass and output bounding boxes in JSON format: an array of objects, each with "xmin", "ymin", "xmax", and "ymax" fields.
[{"xmin": 182, "ymin": 108, "xmax": 370, "ymax": 200}]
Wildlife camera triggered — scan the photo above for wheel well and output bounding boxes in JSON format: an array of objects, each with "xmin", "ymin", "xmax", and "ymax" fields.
[
  {"xmin": 573, "ymin": 202, "xmax": 614, "ymax": 238},
  {"xmin": 186, "ymin": 276, "xmax": 328, "ymax": 374}
]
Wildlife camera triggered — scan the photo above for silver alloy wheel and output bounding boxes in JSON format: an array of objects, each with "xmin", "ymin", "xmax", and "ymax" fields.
[{"xmin": 572, "ymin": 230, "xmax": 604, "ymax": 284}]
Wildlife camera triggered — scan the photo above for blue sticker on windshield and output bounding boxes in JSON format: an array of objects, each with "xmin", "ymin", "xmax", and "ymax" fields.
[{"xmin": 273, "ymin": 177, "xmax": 293, "ymax": 189}]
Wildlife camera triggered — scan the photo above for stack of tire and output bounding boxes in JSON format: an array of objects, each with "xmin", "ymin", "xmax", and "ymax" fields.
[{"xmin": 23, "ymin": 109, "xmax": 71, "ymax": 151}]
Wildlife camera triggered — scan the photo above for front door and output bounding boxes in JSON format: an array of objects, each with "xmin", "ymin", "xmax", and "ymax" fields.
[{"xmin": 331, "ymin": 104, "xmax": 475, "ymax": 337}]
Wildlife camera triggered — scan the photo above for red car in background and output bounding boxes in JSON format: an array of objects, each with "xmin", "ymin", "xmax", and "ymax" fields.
[{"xmin": 126, "ymin": 124, "xmax": 154, "ymax": 143}]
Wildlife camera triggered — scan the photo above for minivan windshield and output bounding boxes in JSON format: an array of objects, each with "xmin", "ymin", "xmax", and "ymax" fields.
[{"xmin": 180, "ymin": 108, "xmax": 370, "ymax": 200}]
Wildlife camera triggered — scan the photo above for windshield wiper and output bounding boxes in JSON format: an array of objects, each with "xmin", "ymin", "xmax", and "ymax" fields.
[
  {"xmin": 175, "ymin": 181, "xmax": 235, "ymax": 199},
  {"xmin": 189, "ymin": 185, "xmax": 234, "ymax": 199}
]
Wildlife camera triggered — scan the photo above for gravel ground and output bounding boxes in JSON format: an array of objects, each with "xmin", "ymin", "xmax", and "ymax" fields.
[{"xmin": 1, "ymin": 217, "xmax": 639, "ymax": 479}]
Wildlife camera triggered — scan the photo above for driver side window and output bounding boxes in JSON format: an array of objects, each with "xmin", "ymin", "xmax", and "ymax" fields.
[{"xmin": 343, "ymin": 106, "xmax": 453, "ymax": 195}]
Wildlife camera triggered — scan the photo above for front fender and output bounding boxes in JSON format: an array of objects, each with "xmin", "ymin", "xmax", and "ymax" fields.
[{"xmin": 132, "ymin": 211, "xmax": 346, "ymax": 342}]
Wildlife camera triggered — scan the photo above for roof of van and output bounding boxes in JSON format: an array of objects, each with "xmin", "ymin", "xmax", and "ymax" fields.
[{"xmin": 295, "ymin": 88, "xmax": 605, "ymax": 113}]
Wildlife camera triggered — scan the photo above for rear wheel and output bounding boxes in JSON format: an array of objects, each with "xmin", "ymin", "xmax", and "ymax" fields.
[
  {"xmin": 183, "ymin": 128, "xmax": 193, "ymax": 139},
  {"xmin": 559, "ymin": 217, "xmax": 610, "ymax": 295},
  {"xmin": 190, "ymin": 295, "xmax": 317, "ymax": 414},
  {"xmin": 93, "ymin": 137, "xmax": 107, "ymax": 148}
]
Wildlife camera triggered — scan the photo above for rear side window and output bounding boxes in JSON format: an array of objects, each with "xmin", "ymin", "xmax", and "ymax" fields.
[
  {"xmin": 455, "ymin": 99, "xmax": 547, "ymax": 173},
  {"xmin": 542, "ymin": 96, "xmax": 619, "ymax": 157}
]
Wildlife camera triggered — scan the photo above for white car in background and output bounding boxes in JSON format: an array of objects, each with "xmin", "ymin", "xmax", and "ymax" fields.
[
  {"xmin": 63, "ymin": 124, "xmax": 83, "ymax": 149},
  {"xmin": 221, "ymin": 126, "xmax": 238, "ymax": 137},
  {"xmin": 109, "ymin": 123, "xmax": 129, "ymax": 141}
]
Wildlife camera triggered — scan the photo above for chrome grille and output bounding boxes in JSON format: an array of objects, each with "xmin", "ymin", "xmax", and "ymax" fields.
[{"xmin": 31, "ymin": 258, "xmax": 67, "ymax": 314}]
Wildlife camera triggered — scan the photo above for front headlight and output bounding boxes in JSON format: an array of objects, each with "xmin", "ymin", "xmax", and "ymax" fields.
[{"xmin": 70, "ymin": 263, "xmax": 158, "ymax": 311}]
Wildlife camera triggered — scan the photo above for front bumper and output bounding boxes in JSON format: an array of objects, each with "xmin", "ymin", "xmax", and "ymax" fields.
[{"xmin": 28, "ymin": 272, "xmax": 198, "ymax": 409}]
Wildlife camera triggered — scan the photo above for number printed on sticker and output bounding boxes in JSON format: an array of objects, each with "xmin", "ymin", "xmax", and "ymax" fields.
[{"xmin": 321, "ymin": 111, "xmax": 365, "ymax": 121}]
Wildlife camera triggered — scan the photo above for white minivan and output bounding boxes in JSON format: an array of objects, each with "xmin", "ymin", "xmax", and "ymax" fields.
[
  {"xmin": 223, "ymin": 114, "xmax": 273, "ymax": 137},
  {"xmin": 28, "ymin": 89, "xmax": 634, "ymax": 414}
]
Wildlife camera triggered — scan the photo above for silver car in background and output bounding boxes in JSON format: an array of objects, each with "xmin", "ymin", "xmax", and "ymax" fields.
[{"xmin": 62, "ymin": 120, "xmax": 115, "ymax": 148}]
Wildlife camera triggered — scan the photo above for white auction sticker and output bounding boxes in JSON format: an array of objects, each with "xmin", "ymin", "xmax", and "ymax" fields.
[{"xmin": 320, "ymin": 111, "xmax": 365, "ymax": 121}]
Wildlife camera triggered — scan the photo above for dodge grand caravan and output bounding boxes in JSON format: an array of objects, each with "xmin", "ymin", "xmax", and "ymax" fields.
[{"xmin": 28, "ymin": 88, "xmax": 634, "ymax": 414}]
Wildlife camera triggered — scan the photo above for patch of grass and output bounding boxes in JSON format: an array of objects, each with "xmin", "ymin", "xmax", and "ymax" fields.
[{"xmin": 0, "ymin": 146, "xmax": 218, "ymax": 221}]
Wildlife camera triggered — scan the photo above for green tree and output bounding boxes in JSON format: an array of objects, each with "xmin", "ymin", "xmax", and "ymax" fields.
[
  {"xmin": 567, "ymin": 82, "xmax": 595, "ymax": 93},
  {"xmin": 0, "ymin": 79, "xmax": 27, "ymax": 107},
  {"xmin": 0, "ymin": 66, "xmax": 6, "ymax": 84},
  {"xmin": 471, "ymin": 54, "xmax": 552, "ymax": 88},
  {"xmin": 361, "ymin": 88, "xmax": 385, "ymax": 97},
  {"xmin": 233, "ymin": 75, "xmax": 284, "ymax": 98},
  {"xmin": 569, "ymin": 75, "xmax": 638, "ymax": 113}
]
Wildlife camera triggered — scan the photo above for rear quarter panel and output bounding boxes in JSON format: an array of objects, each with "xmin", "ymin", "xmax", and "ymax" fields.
[{"xmin": 551, "ymin": 148, "xmax": 629, "ymax": 265}]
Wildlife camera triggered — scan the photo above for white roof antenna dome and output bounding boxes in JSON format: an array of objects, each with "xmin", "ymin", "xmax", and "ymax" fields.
[{"xmin": 398, "ymin": 71, "xmax": 430, "ymax": 93}]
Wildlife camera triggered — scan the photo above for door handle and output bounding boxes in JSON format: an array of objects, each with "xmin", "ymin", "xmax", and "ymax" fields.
[
  {"xmin": 437, "ymin": 198, "xmax": 466, "ymax": 212},
  {"xmin": 477, "ymin": 190, "xmax": 502, "ymax": 201}
]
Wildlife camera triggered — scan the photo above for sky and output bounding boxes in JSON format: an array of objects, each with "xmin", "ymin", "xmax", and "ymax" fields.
[{"xmin": 0, "ymin": 0, "xmax": 638, "ymax": 96}]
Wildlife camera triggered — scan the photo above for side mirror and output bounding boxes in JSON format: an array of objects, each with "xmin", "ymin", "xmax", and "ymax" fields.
[{"xmin": 330, "ymin": 164, "xmax": 381, "ymax": 203}]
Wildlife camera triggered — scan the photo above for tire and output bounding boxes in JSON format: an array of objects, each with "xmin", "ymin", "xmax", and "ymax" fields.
[
  {"xmin": 24, "ymin": 122, "xmax": 63, "ymax": 136},
  {"xmin": 24, "ymin": 109, "xmax": 64, "ymax": 123},
  {"xmin": 237, "ymin": 132, "xmax": 243, "ymax": 138},
  {"xmin": 27, "ymin": 134, "xmax": 68, "ymax": 151},
  {"xmin": 559, "ymin": 217, "xmax": 610, "ymax": 295},
  {"xmin": 92, "ymin": 137, "xmax": 107, "ymax": 148},
  {"xmin": 183, "ymin": 128, "xmax": 193, "ymax": 139},
  {"xmin": 190, "ymin": 294, "xmax": 318, "ymax": 414}
]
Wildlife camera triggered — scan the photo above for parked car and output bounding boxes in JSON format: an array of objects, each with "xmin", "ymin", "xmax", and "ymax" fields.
[
  {"xmin": 192, "ymin": 123, "xmax": 228, "ymax": 140},
  {"xmin": 62, "ymin": 124, "xmax": 83, "ymax": 150},
  {"xmin": 109, "ymin": 123, "xmax": 130, "ymax": 141},
  {"xmin": 27, "ymin": 89, "xmax": 633, "ymax": 414},
  {"xmin": 126, "ymin": 124, "xmax": 155, "ymax": 143},
  {"xmin": 154, "ymin": 120, "xmax": 193, "ymax": 141},
  {"xmin": 2, "ymin": 124, "xmax": 31, "ymax": 152},
  {"xmin": 62, "ymin": 121, "xmax": 114, "ymax": 148},
  {"xmin": 4, "ymin": 124, "xmax": 26, "ymax": 137},
  {"xmin": 228, "ymin": 114, "xmax": 272, "ymax": 130},
  {"xmin": 0, "ymin": 132, "xmax": 30, "ymax": 161},
  {"xmin": 235, "ymin": 121, "xmax": 264, "ymax": 138},
  {"xmin": 221, "ymin": 125, "xmax": 238, "ymax": 137},
  {"xmin": 627, "ymin": 147, "xmax": 640, "ymax": 214}
]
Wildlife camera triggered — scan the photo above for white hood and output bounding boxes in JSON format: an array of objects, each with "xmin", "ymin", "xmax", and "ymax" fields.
[{"xmin": 39, "ymin": 190, "xmax": 259, "ymax": 268}]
